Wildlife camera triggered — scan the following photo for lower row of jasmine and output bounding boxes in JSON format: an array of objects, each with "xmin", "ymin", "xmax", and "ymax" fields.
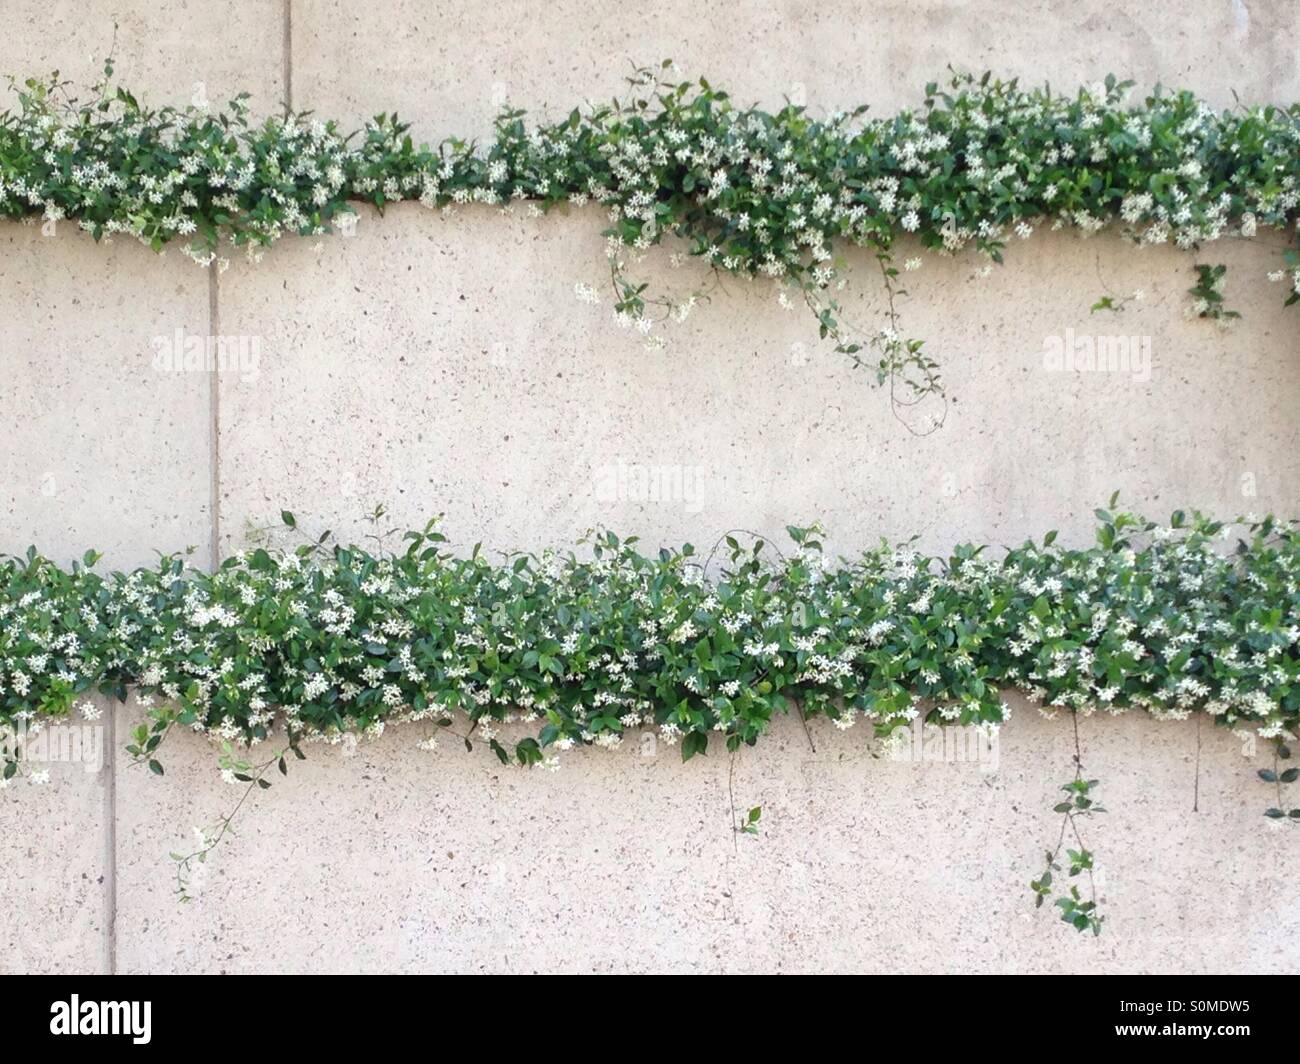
[{"xmin": 0, "ymin": 504, "xmax": 1296, "ymax": 778}]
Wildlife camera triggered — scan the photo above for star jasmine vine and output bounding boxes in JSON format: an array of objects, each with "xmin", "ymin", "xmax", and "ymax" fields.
[
  {"xmin": 1, "ymin": 502, "xmax": 1298, "ymax": 922},
  {"xmin": 3, "ymin": 62, "xmax": 1297, "ymax": 425}
]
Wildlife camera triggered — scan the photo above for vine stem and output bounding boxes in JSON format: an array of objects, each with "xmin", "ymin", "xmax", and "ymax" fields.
[
  {"xmin": 795, "ymin": 249, "xmax": 948, "ymax": 436},
  {"xmin": 172, "ymin": 739, "xmax": 295, "ymax": 900},
  {"xmin": 1033, "ymin": 709, "xmax": 1103, "ymax": 935},
  {"xmin": 1067, "ymin": 711, "xmax": 1100, "ymax": 923},
  {"xmin": 727, "ymin": 750, "xmax": 740, "ymax": 852}
]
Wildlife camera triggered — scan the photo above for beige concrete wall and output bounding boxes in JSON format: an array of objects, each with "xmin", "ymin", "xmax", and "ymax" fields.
[
  {"xmin": 109, "ymin": 698, "xmax": 1299, "ymax": 974},
  {"xmin": 1, "ymin": 1, "xmax": 1298, "ymax": 973},
  {"xmin": 0, "ymin": 701, "xmax": 111, "ymax": 974}
]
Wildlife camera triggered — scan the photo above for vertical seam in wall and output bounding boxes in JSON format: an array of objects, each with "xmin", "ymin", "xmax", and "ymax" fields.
[
  {"xmin": 209, "ymin": 268, "xmax": 221, "ymax": 571},
  {"xmin": 283, "ymin": 0, "xmax": 294, "ymax": 115},
  {"xmin": 103, "ymin": 698, "xmax": 116, "ymax": 974}
]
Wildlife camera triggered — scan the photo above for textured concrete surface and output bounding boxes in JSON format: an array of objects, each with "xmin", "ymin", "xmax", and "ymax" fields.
[
  {"xmin": 294, "ymin": 0, "xmax": 1300, "ymax": 138},
  {"xmin": 111, "ymin": 697, "xmax": 1295, "ymax": 974},
  {"xmin": 7, "ymin": 1, "xmax": 1293, "ymax": 136},
  {"xmin": 0, "ymin": 695, "xmax": 112, "ymax": 974},
  {"xmin": 0, "ymin": 0, "xmax": 283, "ymax": 117},
  {"xmin": 215, "ymin": 207, "xmax": 1300, "ymax": 559},
  {"xmin": 1, "ymin": 0, "xmax": 1298, "ymax": 973},
  {"xmin": 0, "ymin": 227, "xmax": 212, "ymax": 569}
]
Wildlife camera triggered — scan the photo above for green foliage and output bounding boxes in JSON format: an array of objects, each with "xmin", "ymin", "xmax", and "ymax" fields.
[
  {"xmin": 2, "ymin": 65, "xmax": 1297, "ymax": 419},
  {"xmin": 1031, "ymin": 756, "xmax": 1106, "ymax": 935},
  {"xmin": 1188, "ymin": 263, "xmax": 1242, "ymax": 323},
  {"xmin": 4, "ymin": 504, "xmax": 1298, "ymax": 914},
  {"xmin": 3, "ymin": 505, "xmax": 1298, "ymax": 765}
]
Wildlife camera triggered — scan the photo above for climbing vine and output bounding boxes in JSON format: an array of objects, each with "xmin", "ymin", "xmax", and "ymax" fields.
[
  {"xmin": 1, "ymin": 502, "xmax": 1298, "ymax": 922},
  {"xmin": 3, "ymin": 44, "xmax": 1298, "ymax": 929},
  {"xmin": 2, "ymin": 61, "xmax": 1298, "ymax": 427}
]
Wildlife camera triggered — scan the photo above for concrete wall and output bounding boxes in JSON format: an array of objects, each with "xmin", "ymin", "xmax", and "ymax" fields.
[{"xmin": 1, "ymin": 1, "xmax": 1298, "ymax": 973}]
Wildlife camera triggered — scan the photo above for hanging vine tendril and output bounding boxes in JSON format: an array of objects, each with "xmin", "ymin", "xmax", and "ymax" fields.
[{"xmin": 2, "ymin": 57, "xmax": 1297, "ymax": 421}]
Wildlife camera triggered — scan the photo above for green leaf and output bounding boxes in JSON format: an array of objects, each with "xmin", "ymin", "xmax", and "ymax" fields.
[{"xmin": 681, "ymin": 731, "xmax": 708, "ymax": 762}]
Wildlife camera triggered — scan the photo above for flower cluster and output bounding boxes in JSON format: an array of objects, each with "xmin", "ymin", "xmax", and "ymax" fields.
[
  {"xmin": 2, "ymin": 506, "xmax": 1297, "ymax": 777},
  {"xmin": 3, "ymin": 65, "xmax": 1297, "ymax": 411}
]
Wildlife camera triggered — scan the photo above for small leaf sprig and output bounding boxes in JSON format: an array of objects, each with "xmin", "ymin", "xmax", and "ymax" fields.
[{"xmin": 1030, "ymin": 712, "xmax": 1105, "ymax": 935}]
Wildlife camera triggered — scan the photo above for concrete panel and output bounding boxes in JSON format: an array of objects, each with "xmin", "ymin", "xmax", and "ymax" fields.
[
  {"xmin": 0, "ymin": 0, "xmax": 1297, "ymax": 976},
  {"xmin": 0, "ymin": 0, "xmax": 283, "ymax": 117},
  {"xmin": 112, "ymin": 696, "xmax": 1296, "ymax": 973},
  {"xmin": 293, "ymin": 0, "xmax": 1299, "ymax": 139},
  {"xmin": 213, "ymin": 204, "xmax": 1300, "ymax": 559},
  {"xmin": 0, "ymin": 694, "xmax": 112, "ymax": 974},
  {"xmin": 0, "ymin": 227, "xmax": 213, "ymax": 569}
]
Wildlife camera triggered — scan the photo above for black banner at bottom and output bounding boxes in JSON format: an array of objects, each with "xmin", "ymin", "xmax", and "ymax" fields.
[{"xmin": 0, "ymin": 973, "xmax": 1292, "ymax": 1050}]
